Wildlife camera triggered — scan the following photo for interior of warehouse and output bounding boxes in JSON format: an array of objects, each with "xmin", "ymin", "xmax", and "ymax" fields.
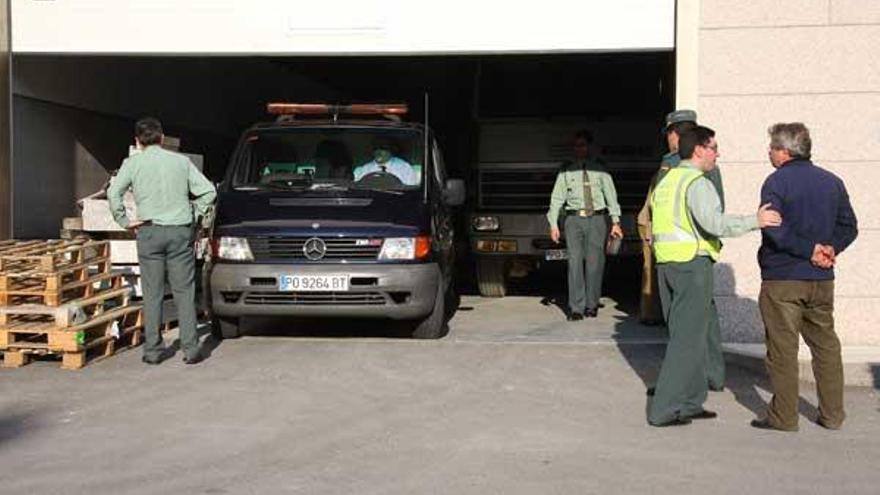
[{"xmin": 10, "ymin": 52, "xmax": 674, "ymax": 300}]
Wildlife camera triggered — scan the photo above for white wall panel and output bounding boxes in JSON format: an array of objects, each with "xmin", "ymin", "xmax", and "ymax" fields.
[{"xmin": 11, "ymin": 0, "xmax": 674, "ymax": 54}]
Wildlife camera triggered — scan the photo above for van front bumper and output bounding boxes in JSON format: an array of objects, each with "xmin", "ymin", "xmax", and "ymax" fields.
[{"xmin": 208, "ymin": 262, "xmax": 440, "ymax": 319}]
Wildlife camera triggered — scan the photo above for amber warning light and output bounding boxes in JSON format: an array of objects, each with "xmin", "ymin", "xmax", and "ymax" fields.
[{"xmin": 267, "ymin": 103, "xmax": 409, "ymax": 116}]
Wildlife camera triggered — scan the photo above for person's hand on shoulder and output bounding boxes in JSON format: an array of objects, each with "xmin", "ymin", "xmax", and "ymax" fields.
[{"xmin": 757, "ymin": 203, "xmax": 782, "ymax": 228}]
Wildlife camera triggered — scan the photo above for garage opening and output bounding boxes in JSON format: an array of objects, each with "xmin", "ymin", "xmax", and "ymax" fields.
[{"xmin": 11, "ymin": 51, "xmax": 673, "ymax": 308}]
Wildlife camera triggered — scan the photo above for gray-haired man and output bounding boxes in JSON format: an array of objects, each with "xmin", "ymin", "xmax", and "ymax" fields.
[{"xmin": 751, "ymin": 123, "xmax": 857, "ymax": 431}]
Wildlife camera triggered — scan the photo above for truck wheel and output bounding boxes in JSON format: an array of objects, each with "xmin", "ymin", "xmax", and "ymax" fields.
[
  {"xmin": 411, "ymin": 280, "xmax": 448, "ymax": 339},
  {"xmin": 476, "ymin": 257, "xmax": 507, "ymax": 298},
  {"xmin": 211, "ymin": 316, "xmax": 241, "ymax": 340}
]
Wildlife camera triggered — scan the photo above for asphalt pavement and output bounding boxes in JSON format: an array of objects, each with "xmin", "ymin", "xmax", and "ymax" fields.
[{"xmin": 1, "ymin": 294, "xmax": 879, "ymax": 494}]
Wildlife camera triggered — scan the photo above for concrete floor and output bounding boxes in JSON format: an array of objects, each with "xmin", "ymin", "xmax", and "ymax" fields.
[{"xmin": 2, "ymin": 295, "xmax": 880, "ymax": 494}]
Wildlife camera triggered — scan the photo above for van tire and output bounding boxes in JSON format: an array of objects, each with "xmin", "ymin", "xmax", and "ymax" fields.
[
  {"xmin": 476, "ymin": 257, "xmax": 507, "ymax": 298},
  {"xmin": 211, "ymin": 316, "xmax": 241, "ymax": 340},
  {"xmin": 411, "ymin": 280, "xmax": 447, "ymax": 339}
]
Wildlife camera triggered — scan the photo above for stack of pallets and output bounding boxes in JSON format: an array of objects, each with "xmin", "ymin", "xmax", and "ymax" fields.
[{"xmin": 0, "ymin": 239, "xmax": 144, "ymax": 369}]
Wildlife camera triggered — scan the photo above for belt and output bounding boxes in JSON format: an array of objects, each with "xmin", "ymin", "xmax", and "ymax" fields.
[
  {"xmin": 566, "ymin": 208, "xmax": 608, "ymax": 217},
  {"xmin": 137, "ymin": 221, "xmax": 192, "ymax": 228}
]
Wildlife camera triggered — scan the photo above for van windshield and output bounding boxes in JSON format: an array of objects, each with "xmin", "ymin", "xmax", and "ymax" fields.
[{"xmin": 230, "ymin": 128, "xmax": 425, "ymax": 192}]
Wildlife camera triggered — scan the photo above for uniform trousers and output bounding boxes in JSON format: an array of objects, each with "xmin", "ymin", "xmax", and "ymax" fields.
[
  {"xmin": 649, "ymin": 256, "xmax": 714, "ymax": 424},
  {"xmin": 136, "ymin": 224, "xmax": 200, "ymax": 360}
]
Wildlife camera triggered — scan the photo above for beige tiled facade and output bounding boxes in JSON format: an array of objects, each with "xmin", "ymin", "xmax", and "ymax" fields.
[{"xmin": 686, "ymin": 0, "xmax": 880, "ymax": 344}]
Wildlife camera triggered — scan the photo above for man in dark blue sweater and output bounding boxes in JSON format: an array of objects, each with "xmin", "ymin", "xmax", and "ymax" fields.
[{"xmin": 751, "ymin": 123, "xmax": 858, "ymax": 432}]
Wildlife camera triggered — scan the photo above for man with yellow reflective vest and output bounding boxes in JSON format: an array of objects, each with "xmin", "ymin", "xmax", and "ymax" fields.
[{"xmin": 647, "ymin": 126, "xmax": 782, "ymax": 427}]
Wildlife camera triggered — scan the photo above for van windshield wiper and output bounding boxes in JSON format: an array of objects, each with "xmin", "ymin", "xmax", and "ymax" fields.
[{"xmin": 348, "ymin": 185, "xmax": 405, "ymax": 196}]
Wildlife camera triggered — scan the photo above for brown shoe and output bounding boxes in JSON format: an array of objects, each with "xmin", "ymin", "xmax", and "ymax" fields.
[{"xmin": 817, "ymin": 418, "xmax": 842, "ymax": 430}]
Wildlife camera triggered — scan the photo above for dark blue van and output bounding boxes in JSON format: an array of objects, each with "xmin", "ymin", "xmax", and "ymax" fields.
[{"xmin": 206, "ymin": 104, "xmax": 465, "ymax": 339}]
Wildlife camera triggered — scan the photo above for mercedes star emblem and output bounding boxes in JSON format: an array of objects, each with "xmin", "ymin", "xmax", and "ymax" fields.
[{"xmin": 303, "ymin": 237, "xmax": 327, "ymax": 261}]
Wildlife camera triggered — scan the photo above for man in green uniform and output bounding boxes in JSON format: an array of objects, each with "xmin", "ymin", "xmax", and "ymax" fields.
[
  {"xmin": 648, "ymin": 110, "xmax": 728, "ymax": 392},
  {"xmin": 109, "ymin": 117, "xmax": 217, "ymax": 365},
  {"xmin": 648, "ymin": 126, "xmax": 781, "ymax": 426},
  {"xmin": 547, "ymin": 130, "xmax": 624, "ymax": 321}
]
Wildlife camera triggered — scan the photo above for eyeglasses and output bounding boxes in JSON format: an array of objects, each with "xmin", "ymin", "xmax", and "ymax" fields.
[{"xmin": 701, "ymin": 144, "xmax": 719, "ymax": 153}]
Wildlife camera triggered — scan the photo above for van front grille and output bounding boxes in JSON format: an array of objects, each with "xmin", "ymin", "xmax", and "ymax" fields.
[{"xmin": 249, "ymin": 237, "xmax": 381, "ymax": 262}]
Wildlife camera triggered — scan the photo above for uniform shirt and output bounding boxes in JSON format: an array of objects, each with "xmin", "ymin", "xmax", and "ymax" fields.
[
  {"xmin": 759, "ymin": 159, "xmax": 858, "ymax": 281},
  {"xmin": 353, "ymin": 157, "xmax": 419, "ymax": 185},
  {"xmin": 547, "ymin": 159, "xmax": 622, "ymax": 226},
  {"xmin": 108, "ymin": 145, "xmax": 217, "ymax": 229},
  {"xmin": 680, "ymin": 161, "xmax": 757, "ymax": 255}
]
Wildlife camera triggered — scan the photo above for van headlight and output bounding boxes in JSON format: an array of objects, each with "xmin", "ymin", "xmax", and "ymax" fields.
[
  {"xmin": 214, "ymin": 237, "xmax": 254, "ymax": 261},
  {"xmin": 379, "ymin": 236, "xmax": 431, "ymax": 260},
  {"xmin": 472, "ymin": 215, "xmax": 500, "ymax": 232}
]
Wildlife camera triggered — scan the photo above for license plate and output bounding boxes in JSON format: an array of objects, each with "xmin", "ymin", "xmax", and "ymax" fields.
[
  {"xmin": 545, "ymin": 249, "xmax": 568, "ymax": 261},
  {"xmin": 279, "ymin": 274, "xmax": 350, "ymax": 292}
]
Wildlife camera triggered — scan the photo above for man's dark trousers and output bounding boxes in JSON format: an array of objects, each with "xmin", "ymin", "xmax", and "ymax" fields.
[
  {"xmin": 649, "ymin": 256, "xmax": 713, "ymax": 424},
  {"xmin": 137, "ymin": 224, "xmax": 200, "ymax": 361},
  {"xmin": 564, "ymin": 215, "xmax": 607, "ymax": 313},
  {"xmin": 759, "ymin": 280, "xmax": 844, "ymax": 430}
]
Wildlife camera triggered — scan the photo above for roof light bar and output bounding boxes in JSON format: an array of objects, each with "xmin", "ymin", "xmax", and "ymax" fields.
[{"xmin": 267, "ymin": 103, "xmax": 408, "ymax": 117}]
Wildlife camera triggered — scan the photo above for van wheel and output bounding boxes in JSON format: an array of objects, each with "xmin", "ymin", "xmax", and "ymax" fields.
[
  {"xmin": 211, "ymin": 316, "xmax": 241, "ymax": 340},
  {"xmin": 476, "ymin": 257, "xmax": 507, "ymax": 298},
  {"xmin": 411, "ymin": 281, "xmax": 448, "ymax": 339}
]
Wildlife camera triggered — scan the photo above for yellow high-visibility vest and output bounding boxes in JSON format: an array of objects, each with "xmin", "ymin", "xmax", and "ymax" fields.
[{"xmin": 650, "ymin": 167, "xmax": 721, "ymax": 263}]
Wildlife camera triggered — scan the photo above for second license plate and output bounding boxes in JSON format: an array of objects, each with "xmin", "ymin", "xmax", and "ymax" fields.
[
  {"xmin": 544, "ymin": 249, "xmax": 568, "ymax": 261},
  {"xmin": 279, "ymin": 274, "xmax": 350, "ymax": 292}
]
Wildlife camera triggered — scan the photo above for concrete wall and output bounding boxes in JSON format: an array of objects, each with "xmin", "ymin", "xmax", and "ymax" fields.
[{"xmin": 693, "ymin": 0, "xmax": 880, "ymax": 345}]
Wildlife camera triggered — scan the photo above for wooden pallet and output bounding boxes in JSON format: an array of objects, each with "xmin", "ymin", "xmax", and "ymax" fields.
[
  {"xmin": 1, "ymin": 306, "xmax": 144, "ymax": 369},
  {"xmin": 0, "ymin": 239, "xmax": 109, "ymax": 274},
  {"xmin": 0, "ymin": 286, "xmax": 131, "ymax": 328},
  {"xmin": 0, "ymin": 272, "xmax": 120, "ymax": 307},
  {"xmin": 0, "ymin": 256, "xmax": 111, "ymax": 294}
]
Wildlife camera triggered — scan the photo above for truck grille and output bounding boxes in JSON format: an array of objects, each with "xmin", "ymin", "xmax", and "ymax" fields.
[
  {"xmin": 249, "ymin": 237, "xmax": 381, "ymax": 262},
  {"xmin": 243, "ymin": 291, "xmax": 386, "ymax": 306},
  {"xmin": 478, "ymin": 167, "xmax": 557, "ymax": 210},
  {"xmin": 478, "ymin": 163, "xmax": 655, "ymax": 212}
]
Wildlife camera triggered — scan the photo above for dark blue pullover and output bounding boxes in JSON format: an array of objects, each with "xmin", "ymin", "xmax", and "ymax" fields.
[{"xmin": 759, "ymin": 159, "xmax": 858, "ymax": 280}]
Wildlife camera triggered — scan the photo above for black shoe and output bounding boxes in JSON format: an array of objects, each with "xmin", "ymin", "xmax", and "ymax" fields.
[
  {"xmin": 651, "ymin": 416, "xmax": 692, "ymax": 427},
  {"xmin": 567, "ymin": 313, "xmax": 584, "ymax": 321},
  {"xmin": 646, "ymin": 387, "xmax": 656, "ymax": 397},
  {"xmin": 685, "ymin": 409, "xmax": 718, "ymax": 420},
  {"xmin": 709, "ymin": 384, "xmax": 725, "ymax": 392},
  {"xmin": 750, "ymin": 418, "xmax": 797, "ymax": 432},
  {"xmin": 183, "ymin": 353, "xmax": 204, "ymax": 365},
  {"xmin": 585, "ymin": 308, "xmax": 598, "ymax": 318},
  {"xmin": 142, "ymin": 355, "xmax": 162, "ymax": 365}
]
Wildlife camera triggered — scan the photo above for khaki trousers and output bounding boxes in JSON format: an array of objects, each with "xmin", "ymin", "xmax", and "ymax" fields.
[{"xmin": 759, "ymin": 280, "xmax": 844, "ymax": 430}]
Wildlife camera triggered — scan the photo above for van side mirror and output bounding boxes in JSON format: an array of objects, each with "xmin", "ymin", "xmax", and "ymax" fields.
[{"xmin": 443, "ymin": 179, "xmax": 465, "ymax": 206}]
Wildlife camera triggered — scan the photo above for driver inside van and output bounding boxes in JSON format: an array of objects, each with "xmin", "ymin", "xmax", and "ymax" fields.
[{"xmin": 353, "ymin": 138, "xmax": 419, "ymax": 186}]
